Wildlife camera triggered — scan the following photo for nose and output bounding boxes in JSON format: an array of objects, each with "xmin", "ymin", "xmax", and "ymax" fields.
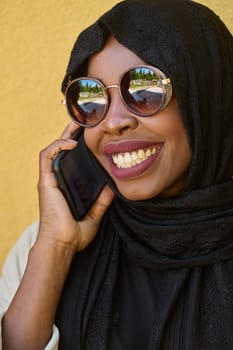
[{"xmin": 101, "ymin": 87, "xmax": 139, "ymax": 135}]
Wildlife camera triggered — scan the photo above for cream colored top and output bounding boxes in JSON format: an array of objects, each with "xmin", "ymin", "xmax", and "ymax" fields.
[{"xmin": 0, "ymin": 221, "xmax": 59, "ymax": 350}]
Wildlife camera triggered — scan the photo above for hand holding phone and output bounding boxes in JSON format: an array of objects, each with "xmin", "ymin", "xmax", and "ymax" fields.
[{"xmin": 52, "ymin": 129, "xmax": 107, "ymax": 220}]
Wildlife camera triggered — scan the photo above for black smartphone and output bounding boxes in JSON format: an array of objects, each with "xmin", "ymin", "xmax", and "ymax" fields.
[{"xmin": 52, "ymin": 128, "xmax": 107, "ymax": 220}]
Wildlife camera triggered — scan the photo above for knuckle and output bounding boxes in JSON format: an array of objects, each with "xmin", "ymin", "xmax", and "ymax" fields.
[{"xmin": 37, "ymin": 178, "xmax": 46, "ymax": 191}]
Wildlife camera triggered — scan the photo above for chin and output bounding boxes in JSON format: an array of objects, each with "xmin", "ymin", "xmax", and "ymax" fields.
[
  {"xmin": 115, "ymin": 179, "xmax": 185, "ymax": 201},
  {"xmin": 116, "ymin": 185, "xmax": 160, "ymax": 201}
]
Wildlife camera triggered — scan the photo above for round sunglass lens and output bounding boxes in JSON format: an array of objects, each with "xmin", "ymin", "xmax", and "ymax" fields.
[
  {"xmin": 121, "ymin": 67, "xmax": 165, "ymax": 116},
  {"xmin": 66, "ymin": 79, "xmax": 107, "ymax": 126}
]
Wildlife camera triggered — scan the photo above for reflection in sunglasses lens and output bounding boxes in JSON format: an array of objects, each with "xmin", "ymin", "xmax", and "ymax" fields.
[
  {"xmin": 121, "ymin": 67, "xmax": 164, "ymax": 115},
  {"xmin": 68, "ymin": 79, "xmax": 107, "ymax": 125}
]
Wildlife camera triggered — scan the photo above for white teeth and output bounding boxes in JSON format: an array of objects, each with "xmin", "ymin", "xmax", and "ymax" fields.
[
  {"xmin": 124, "ymin": 152, "xmax": 131, "ymax": 163},
  {"xmin": 138, "ymin": 149, "xmax": 145, "ymax": 159},
  {"xmin": 146, "ymin": 149, "xmax": 151, "ymax": 157},
  {"xmin": 132, "ymin": 152, "xmax": 137, "ymax": 161},
  {"xmin": 112, "ymin": 145, "xmax": 161, "ymax": 169}
]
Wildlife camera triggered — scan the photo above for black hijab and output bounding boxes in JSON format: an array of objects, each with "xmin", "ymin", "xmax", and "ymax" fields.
[{"xmin": 56, "ymin": 0, "xmax": 233, "ymax": 349}]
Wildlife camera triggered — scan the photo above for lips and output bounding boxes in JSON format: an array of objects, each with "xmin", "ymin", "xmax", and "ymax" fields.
[{"xmin": 104, "ymin": 140, "xmax": 164, "ymax": 180}]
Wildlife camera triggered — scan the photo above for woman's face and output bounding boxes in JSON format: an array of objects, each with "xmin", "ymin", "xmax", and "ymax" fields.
[{"xmin": 84, "ymin": 36, "xmax": 192, "ymax": 200}]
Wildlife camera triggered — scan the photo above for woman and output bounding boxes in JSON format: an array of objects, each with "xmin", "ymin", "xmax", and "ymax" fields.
[{"xmin": 1, "ymin": 0, "xmax": 233, "ymax": 349}]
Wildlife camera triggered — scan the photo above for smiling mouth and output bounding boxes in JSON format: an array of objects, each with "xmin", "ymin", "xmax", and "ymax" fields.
[{"xmin": 111, "ymin": 144, "xmax": 163, "ymax": 169}]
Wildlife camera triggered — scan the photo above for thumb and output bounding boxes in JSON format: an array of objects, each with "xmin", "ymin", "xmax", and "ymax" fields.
[
  {"xmin": 87, "ymin": 185, "xmax": 115, "ymax": 224},
  {"xmin": 76, "ymin": 185, "xmax": 115, "ymax": 251}
]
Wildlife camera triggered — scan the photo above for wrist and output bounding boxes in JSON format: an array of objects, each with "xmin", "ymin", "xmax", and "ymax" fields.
[{"xmin": 32, "ymin": 234, "xmax": 76, "ymax": 270}]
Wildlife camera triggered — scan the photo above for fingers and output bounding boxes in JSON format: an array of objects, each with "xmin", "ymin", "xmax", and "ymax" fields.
[
  {"xmin": 41, "ymin": 122, "xmax": 79, "ymax": 169},
  {"xmin": 60, "ymin": 122, "xmax": 80, "ymax": 139},
  {"xmin": 38, "ymin": 123, "xmax": 80, "ymax": 189},
  {"xmin": 76, "ymin": 186, "xmax": 115, "ymax": 251},
  {"xmin": 39, "ymin": 139, "xmax": 78, "ymax": 178}
]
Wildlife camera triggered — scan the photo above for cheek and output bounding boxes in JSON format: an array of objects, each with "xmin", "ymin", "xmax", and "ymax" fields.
[
  {"xmin": 160, "ymin": 100, "xmax": 190, "ymax": 152},
  {"xmin": 150, "ymin": 101, "xmax": 192, "ymax": 175},
  {"xmin": 84, "ymin": 128, "xmax": 102, "ymax": 161},
  {"xmin": 163, "ymin": 120, "xmax": 192, "ymax": 186},
  {"xmin": 164, "ymin": 118, "xmax": 191, "ymax": 166},
  {"xmin": 84, "ymin": 129, "xmax": 95, "ymax": 151}
]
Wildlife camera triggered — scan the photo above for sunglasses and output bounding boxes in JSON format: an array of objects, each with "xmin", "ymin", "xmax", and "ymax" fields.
[{"xmin": 63, "ymin": 65, "xmax": 173, "ymax": 127}]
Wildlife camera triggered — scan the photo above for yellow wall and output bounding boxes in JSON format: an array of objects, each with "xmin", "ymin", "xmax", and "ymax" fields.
[{"xmin": 0, "ymin": 0, "xmax": 232, "ymax": 269}]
